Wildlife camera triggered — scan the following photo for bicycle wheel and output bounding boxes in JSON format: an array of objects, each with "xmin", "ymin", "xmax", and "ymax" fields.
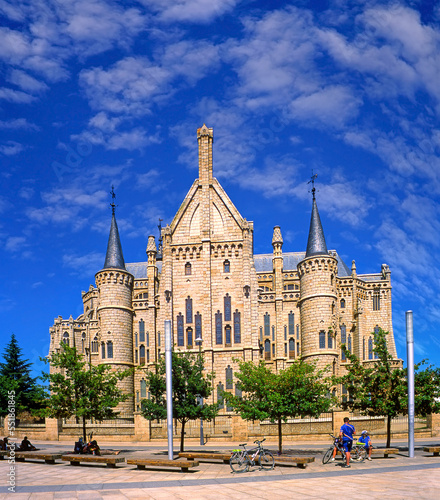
[
  {"xmin": 230, "ymin": 453, "xmax": 249, "ymax": 473},
  {"xmin": 258, "ymin": 450, "xmax": 275, "ymax": 470},
  {"xmin": 353, "ymin": 446, "xmax": 366, "ymax": 462},
  {"xmin": 322, "ymin": 447, "xmax": 334, "ymax": 464}
]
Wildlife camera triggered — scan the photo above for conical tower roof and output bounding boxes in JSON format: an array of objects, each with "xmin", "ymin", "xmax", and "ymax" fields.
[
  {"xmin": 103, "ymin": 211, "xmax": 126, "ymax": 270},
  {"xmin": 305, "ymin": 195, "xmax": 328, "ymax": 258}
]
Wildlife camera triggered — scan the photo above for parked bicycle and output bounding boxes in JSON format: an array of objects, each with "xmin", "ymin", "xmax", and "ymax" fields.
[
  {"xmin": 322, "ymin": 433, "xmax": 366, "ymax": 464},
  {"xmin": 230, "ymin": 438, "xmax": 275, "ymax": 472}
]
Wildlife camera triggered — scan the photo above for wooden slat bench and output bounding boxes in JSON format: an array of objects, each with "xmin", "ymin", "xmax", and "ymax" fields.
[
  {"xmin": 371, "ymin": 448, "xmax": 399, "ymax": 458},
  {"xmin": 15, "ymin": 452, "xmax": 63, "ymax": 464},
  {"xmin": 274, "ymin": 456, "xmax": 315, "ymax": 469},
  {"xmin": 178, "ymin": 452, "xmax": 231, "ymax": 464},
  {"xmin": 61, "ymin": 454, "xmax": 125, "ymax": 468},
  {"xmin": 127, "ymin": 458, "xmax": 199, "ymax": 472},
  {"xmin": 423, "ymin": 446, "xmax": 440, "ymax": 456}
]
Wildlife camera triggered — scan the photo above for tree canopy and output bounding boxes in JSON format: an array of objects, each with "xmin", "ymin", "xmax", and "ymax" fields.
[
  {"xmin": 0, "ymin": 334, "xmax": 46, "ymax": 417},
  {"xmin": 41, "ymin": 344, "xmax": 132, "ymax": 441},
  {"xmin": 141, "ymin": 351, "xmax": 218, "ymax": 452},
  {"xmin": 224, "ymin": 359, "xmax": 334, "ymax": 454}
]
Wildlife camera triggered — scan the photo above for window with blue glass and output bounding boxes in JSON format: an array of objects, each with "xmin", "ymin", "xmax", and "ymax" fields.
[
  {"xmin": 177, "ymin": 313, "xmax": 184, "ymax": 347},
  {"xmin": 225, "ymin": 325, "xmax": 231, "ymax": 345},
  {"xmin": 374, "ymin": 326, "xmax": 379, "ymax": 358},
  {"xmin": 140, "ymin": 379, "xmax": 146, "ymax": 398},
  {"xmin": 368, "ymin": 337, "xmax": 373, "ymax": 359},
  {"xmin": 327, "ymin": 331, "xmax": 332, "ymax": 349},
  {"xmin": 264, "ymin": 339, "xmax": 271, "ymax": 360},
  {"xmin": 234, "ymin": 310, "xmax": 241, "ymax": 343},
  {"xmin": 341, "ymin": 325, "xmax": 346, "ymax": 361},
  {"xmin": 139, "ymin": 345, "xmax": 145, "ymax": 364},
  {"xmin": 186, "ymin": 296, "xmax": 193, "ymax": 323},
  {"xmin": 101, "ymin": 342, "xmax": 105, "ymax": 358},
  {"xmin": 289, "ymin": 338, "xmax": 295, "ymax": 359},
  {"xmin": 107, "ymin": 341, "xmax": 113, "ymax": 359},
  {"xmin": 224, "ymin": 294, "xmax": 231, "ymax": 321},
  {"xmin": 319, "ymin": 330, "xmax": 326, "ymax": 348},
  {"xmin": 223, "ymin": 260, "xmax": 230, "ymax": 273},
  {"xmin": 217, "ymin": 382, "xmax": 224, "ymax": 409},
  {"xmin": 195, "ymin": 313, "xmax": 202, "ymax": 341},
  {"xmin": 187, "ymin": 327, "xmax": 193, "ymax": 347},
  {"xmin": 347, "ymin": 334, "xmax": 352, "ymax": 354},
  {"xmin": 264, "ymin": 313, "xmax": 270, "ymax": 336},
  {"xmin": 340, "ymin": 298, "xmax": 346, "ymax": 309},
  {"xmin": 139, "ymin": 319, "xmax": 145, "ymax": 343},
  {"xmin": 226, "ymin": 366, "xmax": 233, "ymax": 389},
  {"xmin": 288, "ymin": 312, "xmax": 295, "ymax": 336},
  {"xmin": 215, "ymin": 311, "xmax": 222, "ymax": 344}
]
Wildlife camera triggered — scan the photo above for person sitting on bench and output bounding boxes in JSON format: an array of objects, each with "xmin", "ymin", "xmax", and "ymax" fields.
[{"xmin": 19, "ymin": 436, "xmax": 37, "ymax": 451}]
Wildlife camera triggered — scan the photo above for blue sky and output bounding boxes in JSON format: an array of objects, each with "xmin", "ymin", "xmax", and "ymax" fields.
[{"xmin": 1, "ymin": 0, "xmax": 440, "ymax": 377}]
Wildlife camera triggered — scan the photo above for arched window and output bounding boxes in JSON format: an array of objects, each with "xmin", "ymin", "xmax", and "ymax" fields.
[
  {"xmin": 289, "ymin": 338, "xmax": 295, "ymax": 359},
  {"xmin": 288, "ymin": 312, "xmax": 295, "ymax": 336},
  {"xmin": 373, "ymin": 289, "xmax": 380, "ymax": 311},
  {"xmin": 223, "ymin": 260, "xmax": 230, "ymax": 273},
  {"xmin": 328, "ymin": 331, "xmax": 333, "ymax": 349},
  {"xmin": 296, "ymin": 325, "xmax": 300, "ymax": 339},
  {"xmin": 135, "ymin": 333, "xmax": 138, "ymax": 348},
  {"xmin": 63, "ymin": 332, "xmax": 69, "ymax": 346},
  {"xmin": 177, "ymin": 313, "xmax": 184, "ymax": 346},
  {"xmin": 341, "ymin": 325, "xmax": 346, "ymax": 361},
  {"xmin": 81, "ymin": 332, "xmax": 86, "ymax": 352},
  {"xmin": 186, "ymin": 296, "xmax": 193, "ymax": 323},
  {"xmin": 235, "ymin": 385, "xmax": 242, "ymax": 399},
  {"xmin": 140, "ymin": 379, "xmax": 147, "ymax": 398},
  {"xmin": 368, "ymin": 338, "xmax": 373, "ymax": 359},
  {"xmin": 340, "ymin": 299, "xmax": 346, "ymax": 309},
  {"xmin": 347, "ymin": 334, "xmax": 352, "ymax": 354},
  {"xmin": 215, "ymin": 311, "xmax": 222, "ymax": 344},
  {"xmin": 224, "ymin": 294, "xmax": 231, "ymax": 321},
  {"xmin": 91, "ymin": 335, "xmax": 98, "ymax": 353},
  {"xmin": 342, "ymin": 385, "xmax": 348, "ymax": 403},
  {"xmin": 363, "ymin": 338, "xmax": 366, "ymax": 360},
  {"xmin": 319, "ymin": 330, "xmax": 326, "ymax": 349},
  {"xmin": 373, "ymin": 326, "xmax": 380, "ymax": 359},
  {"xmin": 187, "ymin": 327, "xmax": 193, "ymax": 347},
  {"xmin": 226, "ymin": 366, "xmax": 233, "ymax": 389},
  {"xmin": 225, "ymin": 325, "xmax": 231, "ymax": 345},
  {"xmin": 264, "ymin": 313, "xmax": 270, "ymax": 336},
  {"xmin": 264, "ymin": 339, "xmax": 271, "ymax": 360},
  {"xmin": 139, "ymin": 320, "xmax": 145, "ymax": 343},
  {"xmin": 107, "ymin": 341, "xmax": 113, "ymax": 359},
  {"xmin": 217, "ymin": 382, "xmax": 224, "ymax": 409},
  {"xmin": 101, "ymin": 342, "xmax": 105, "ymax": 359},
  {"xmin": 140, "ymin": 345, "xmax": 145, "ymax": 364},
  {"xmin": 195, "ymin": 312, "xmax": 202, "ymax": 341},
  {"xmin": 185, "ymin": 262, "xmax": 192, "ymax": 275},
  {"xmin": 233, "ymin": 310, "xmax": 241, "ymax": 344}
]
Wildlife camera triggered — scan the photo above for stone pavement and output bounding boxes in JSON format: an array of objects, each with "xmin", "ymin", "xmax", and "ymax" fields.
[{"xmin": 1, "ymin": 438, "xmax": 439, "ymax": 499}]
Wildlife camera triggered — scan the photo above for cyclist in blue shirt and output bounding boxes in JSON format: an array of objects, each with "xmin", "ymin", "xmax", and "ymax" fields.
[
  {"xmin": 339, "ymin": 417, "xmax": 356, "ymax": 468},
  {"xmin": 358, "ymin": 430, "xmax": 372, "ymax": 460}
]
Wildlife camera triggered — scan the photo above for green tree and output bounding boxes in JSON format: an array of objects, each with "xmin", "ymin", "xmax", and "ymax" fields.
[
  {"xmin": 0, "ymin": 334, "xmax": 46, "ymax": 417},
  {"xmin": 41, "ymin": 344, "xmax": 133, "ymax": 441},
  {"xmin": 412, "ymin": 362, "xmax": 440, "ymax": 416},
  {"xmin": 224, "ymin": 359, "xmax": 334, "ymax": 454},
  {"xmin": 336, "ymin": 328, "xmax": 406, "ymax": 447},
  {"xmin": 141, "ymin": 351, "xmax": 218, "ymax": 452}
]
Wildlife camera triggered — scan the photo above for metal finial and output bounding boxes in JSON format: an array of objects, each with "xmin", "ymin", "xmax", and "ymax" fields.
[
  {"xmin": 307, "ymin": 171, "xmax": 318, "ymax": 199},
  {"xmin": 110, "ymin": 185, "xmax": 117, "ymax": 214}
]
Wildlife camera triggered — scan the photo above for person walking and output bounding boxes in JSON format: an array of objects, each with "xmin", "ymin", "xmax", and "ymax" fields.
[{"xmin": 340, "ymin": 417, "xmax": 356, "ymax": 468}]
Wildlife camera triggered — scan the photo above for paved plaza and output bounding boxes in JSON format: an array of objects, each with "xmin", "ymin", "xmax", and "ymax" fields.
[{"xmin": 1, "ymin": 438, "xmax": 439, "ymax": 499}]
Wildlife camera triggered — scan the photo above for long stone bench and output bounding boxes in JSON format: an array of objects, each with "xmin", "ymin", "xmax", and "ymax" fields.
[
  {"xmin": 178, "ymin": 452, "xmax": 231, "ymax": 464},
  {"xmin": 127, "ymin": 458, "xmax": 199, "ymax": 472},
  {"xmin": 0, "ymin": 450, "xmax": 62, "ymax": 464},
  {"xmin": 423, "ymin": 446, "xmax": 440, "ymax": 456},
  {"xmin": 274, "ymin": 456, "xmax": 315, "ymax": 469},
  {"xmin": 61, "ymin": 454, "xmax": 125, "ymax": 468},
  {"xmin": 371, "ymin": 448, "xmax": 399, "ymax": 458}
]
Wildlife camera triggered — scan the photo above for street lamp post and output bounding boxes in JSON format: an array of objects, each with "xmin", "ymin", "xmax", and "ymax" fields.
[{"xmin": 195, "ymin": 335, "xmax": 204, "ymax": 446}]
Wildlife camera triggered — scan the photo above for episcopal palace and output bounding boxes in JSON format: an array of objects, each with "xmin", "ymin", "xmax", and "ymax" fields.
[{"xmin": 49, "ymin": 125, "xmax": 398, "ymax": 414}]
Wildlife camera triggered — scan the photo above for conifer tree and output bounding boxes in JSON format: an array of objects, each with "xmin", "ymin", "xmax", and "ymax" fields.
[{"xmin": 0, "ymin": 334, "xmax": 46, "ymax": 417}]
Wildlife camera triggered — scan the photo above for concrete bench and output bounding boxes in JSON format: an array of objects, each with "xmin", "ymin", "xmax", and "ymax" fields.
[
  {"xmin": 0, "ymin": 450, "xmax": 62, "ymax": 464},
  {"xmin": 178, "ymin": 452, "xmax": 231, "ymax": 464},
  {"xmin": 423, "ymin": 447, "xmax": 440, "ymax": 456},
  {"xmin": 371, "ymin": 448, "xmax": 399, "ymax": 458},
  {"xmin": 61, "ymin": 454, "xmax": 125, "ymax": 468},
  {"xmin": 275, "ymin": 456, "xmax": 315, "ymax": 469},
  {"xmin": 127, "ymin": 458, "xmax": 199, "ymax": 472}
]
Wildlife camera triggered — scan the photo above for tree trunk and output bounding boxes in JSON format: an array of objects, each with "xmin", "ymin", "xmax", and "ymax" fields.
[
  {"xmin": 82, "ymin": 415, "xmax": 87, "ymax": 443},
  {"xmin": 180, "ymin": 420, "xmax": 186, "ymax": 453},
  {"xmin": 386, "ymin": 414, "xmax": 391, "ymax": 448},
  {"xmin": 278, "ymin": 418, "xmax": 283, "ymax": 455}
]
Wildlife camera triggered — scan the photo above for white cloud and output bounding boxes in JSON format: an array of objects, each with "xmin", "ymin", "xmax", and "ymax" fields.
[
  {"xmin": 5, "ymin": 236, "xmax": 27, "ymax": 252},
  {"xmin": 8, "ymin": 69, "xmax": 49, "ymax": 93},
  {"xmin": 0, "ymin": 118, "xmax": 39, "ymax": 130},
  {"xmin": 138, "ymin": 0, "xmax": 237, "ymax": 23},
  {"xmin": 0, "ymin": 87, "xmax": 35, "ymax": 104},
  {"xmin": 63, "ymin": 251, "xmax": 105, "ymax": 277},
  {"xmin": 0, "ymin": 141, "xmax": 25, "ymax": 155}
]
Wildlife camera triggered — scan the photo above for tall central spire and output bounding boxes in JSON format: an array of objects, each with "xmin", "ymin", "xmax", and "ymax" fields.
[
  {"xmin": 103, "ymin": 186, "xmax": 126, "ymax": 270},
  {"xmin": 305, "ymin": 173, "xmax": 328, "ymax": 258}
]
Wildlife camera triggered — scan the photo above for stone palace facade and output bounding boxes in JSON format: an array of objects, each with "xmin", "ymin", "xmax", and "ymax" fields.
[{"xmin": 49, "ymin": 125, "xmax": 398, "ymax": 415}]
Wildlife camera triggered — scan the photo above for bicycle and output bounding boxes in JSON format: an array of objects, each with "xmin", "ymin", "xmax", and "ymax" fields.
[
  {"xmin": 322, "ymin": 434, "xmax": 366, "ymax": 464},
  {"xmin": 230, "ymin": 438, "xmax": 275, "ymax": 473}
]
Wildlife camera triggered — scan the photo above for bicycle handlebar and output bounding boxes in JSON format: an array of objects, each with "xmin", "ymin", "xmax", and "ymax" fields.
[{"xmin": 254, "ymin": 438, "xmax": 266, "ymax": 445}]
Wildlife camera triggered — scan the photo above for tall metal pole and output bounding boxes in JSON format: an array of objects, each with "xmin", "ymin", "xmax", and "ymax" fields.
[
  {"xmin": 195, "ymin": 335, "xmax": 204, "ymax": 446},
  {"xmin": 406, "ymin": 311, "xmax": 414, "ymax": 458},
  {"xmin": 165, "ymin": 320, "xmax": 173, "ymax": 460}
]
